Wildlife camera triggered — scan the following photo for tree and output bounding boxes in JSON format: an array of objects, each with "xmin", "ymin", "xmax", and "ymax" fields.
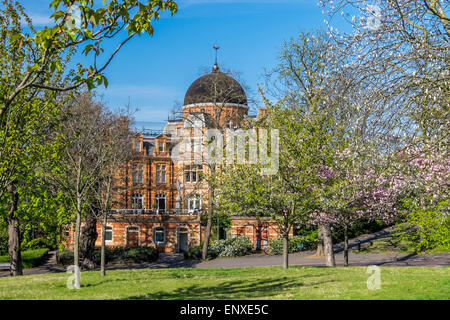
[
  {"xmin": 394, "ymin": 145, "xmax": 449, "ymax": 251},
  {"xmin": 47, "ymin": 92, "xmax": 118, "ymax": 288},
  {"xmin": 0, "ymin": 0, "xmax": 177, "ymax": 276},
  {"xmin": 218, "ymin": 162, "xmax": 305, "ymax": 270},
  {"xmin": 262, "ymin": 30, "xmax": 350, "ymax": 266},
  {"xmin": 1, "ymin": 0, "xmax": 178, "ymax": 119},
  {"xmin": 320, "ymin": 0, "xmax": 449, "ymax": 152},
  {"xmin": 95, "ymin": 111, "xmax": 133, "ymax": 276},
  {"xmin": 319, "ymin": 0, "xmax": 449, "ymax": 254}
]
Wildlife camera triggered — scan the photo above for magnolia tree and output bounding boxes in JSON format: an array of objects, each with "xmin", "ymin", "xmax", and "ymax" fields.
[
  {"xmin": 311, "ymin": 144, "xmax": 404, "ymax": 266},
  {"xmin": 318, "ymin": 0, "xmax": 449, "ymax": 251},
  {"xmin": 319, "ymin": 0, "xmax": 449, "ymax": 152},
  {"xmin": 393, "ymin": 144, "xmax": 449, "ymax": 251}
]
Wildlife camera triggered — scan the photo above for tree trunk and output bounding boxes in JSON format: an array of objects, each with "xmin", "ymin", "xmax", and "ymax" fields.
[
  {"xmin": 100, "ymin": 212, "xmax": 107, "ymax": 276},
  {"xmin": 7, "ymin": 184, "xmax": 23, "ymax": 276},
  {"xmin": 80, "ymin": 209, "xmax": 97, "ymax": 269},
  {"xmin": 323, "ymin": 224, "xmax": 335, "ymax": 267},
  {"xmin": 73, "ymin": 198, "xmax": 82, "ymax": 289},
  {"xmin": 202, "ymin": 188, "xmax": 214, "ymax": 260},
  {"xmin": 283, "ymin": 234, "xmax": 289, "ymax": 269},
  {"xmin": 344, "ymin": 225, "xmax": 349, "ymax": 267},
  {"xmin": 316, "ymin": 225, "xmax": 325, "ymax": 257},
  {"xmin": 7, "ymin": 184, "xmax": 22, "ymax": 276}
]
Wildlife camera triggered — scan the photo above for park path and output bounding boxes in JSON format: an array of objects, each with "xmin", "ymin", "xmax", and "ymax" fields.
[{"xmin": 1, "ymin": 228, "xmax": 449, "ymax": 278}]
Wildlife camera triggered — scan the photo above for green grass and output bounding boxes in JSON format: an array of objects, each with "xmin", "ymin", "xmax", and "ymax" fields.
[
  {"xmin": 0, "ymin": 248, "xmax": 49, "ymax": 269},
  {"xmin": 0, "ymin": 266, "xmax": 448, "ymax": 300}
]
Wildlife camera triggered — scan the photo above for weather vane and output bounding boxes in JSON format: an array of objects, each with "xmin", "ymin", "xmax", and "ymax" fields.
[{"xmin": 213, "ymin": 45, "xmax": 220, "ymax": 65}]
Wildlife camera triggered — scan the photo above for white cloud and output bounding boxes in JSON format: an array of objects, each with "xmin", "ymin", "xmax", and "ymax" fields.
[{"xmin": 26, "ymin": 13, "xmax": 53, "ymax": 26}]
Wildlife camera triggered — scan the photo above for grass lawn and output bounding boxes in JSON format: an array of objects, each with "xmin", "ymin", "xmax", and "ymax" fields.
[
  {"xmin": 0, "ymin": 266, "xmax": 448, "ymax": 300},
  {"xmin": 0, "ymin": 248, "xmax": 49, "ymax": 269}
]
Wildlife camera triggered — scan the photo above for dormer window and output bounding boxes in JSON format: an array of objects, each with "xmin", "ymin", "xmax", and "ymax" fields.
[{"xmin": 158, "ymin": 141, "xmax": 164, "ymax": 153}]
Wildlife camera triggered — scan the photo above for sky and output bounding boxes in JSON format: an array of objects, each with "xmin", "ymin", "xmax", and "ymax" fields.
[{"xmin": 19, "ymin": 0, "xmax": 334, "ymax": 130}]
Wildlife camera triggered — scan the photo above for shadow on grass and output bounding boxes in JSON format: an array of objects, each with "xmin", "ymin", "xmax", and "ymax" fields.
[{"xmin": 127, "ymin": 277, "xmax": 336, "ymax": 300}]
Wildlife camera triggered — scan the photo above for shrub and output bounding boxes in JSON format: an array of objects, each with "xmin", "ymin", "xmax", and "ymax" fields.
[
  {"xmin": 0, "ymin": 248, "xmax": 49, "ymax": 268},
  {"xmin": 22, "ymin": 237, "xmax": 53, "ymax": 250},
  {"xmin": 209, "ymin": 236, "xmax": 253, "ymax": 258},
  {"xmin": 57, "ymin": 247, "xmax": 159, "ymax": 266},
  {"xmin": 268, "ymin": 234, "xmax": 317, "ymax": 255},
  {"xmin": 183, "ymin": 246, "xmax": 202, "ymax": 260}
]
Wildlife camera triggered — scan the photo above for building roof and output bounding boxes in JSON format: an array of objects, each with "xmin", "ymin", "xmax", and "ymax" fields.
[{"xmin": 184, "ymin": 67, "xmax": 247, "ymax": 106}]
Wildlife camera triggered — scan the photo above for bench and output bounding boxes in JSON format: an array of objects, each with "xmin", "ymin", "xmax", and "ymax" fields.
[{"xmin": 0, "ymin": 263, "xmax": 11, "ymax": 271}]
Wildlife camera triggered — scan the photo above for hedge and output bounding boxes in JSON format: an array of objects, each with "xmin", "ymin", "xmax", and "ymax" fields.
[
  {"xmin": 268, "ymin": 234, "xmax": 317, "ymax": 255},
  {"xmin": 56, "ymin": 247, "xmax": 159, "ymax": 266},
  {"xmin": 0, "ymin": 248, "xmax": 49, "ymax": 269}
]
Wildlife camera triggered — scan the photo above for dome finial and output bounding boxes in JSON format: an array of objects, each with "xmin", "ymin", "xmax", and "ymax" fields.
[{"xmin": 213, "ymin": 45, "xmax": 220, "ymax": 72}]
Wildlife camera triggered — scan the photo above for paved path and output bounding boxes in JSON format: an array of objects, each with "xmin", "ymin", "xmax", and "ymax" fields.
[
  {"xmin": 0, "ymin": 251, "xmax": 66, "ymax": 278},
  {"xmin": 1, "ymin": 228, "xmax": 449, "ymax": 277}
]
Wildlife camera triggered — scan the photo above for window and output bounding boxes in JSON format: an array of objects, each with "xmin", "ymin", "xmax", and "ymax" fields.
[
  {"xmin": 135, "ymin": 140, "xmax": 141, "ymax": 152},
  {"xmin": 132, "ymin": 164, "xmax": 143, "ymax": 184},
  {"xmin": 191, "ymin": 139, "xmax": 195, "ymax": 154},
  {"xmin": 156, "ymin": 165, "xmax": 166, "ymax": 184},
  {"xmin": 262, "ymin": 239, "xmax": 268, "ymax": 249},
  {"xmin": 187, "ymin": 194, "xmax": 202, "ymax": 213},
  {"xmin": 184, "ymin": 165, "xmax": 202, "ymax": 183},
  {"xmin": 154, "ymin": 228, "xmax": 165, "ymax": 243},
  {"xmin": 105, "ymin": 226, "xmax": 113, "ymax": 241},
  {"xmin": 63, "ymin": 227, "xmax": 70, "ymax": 238},
  {"xmin": 156, "ymin": 194, "xmax": 166, "ymax": 213},
  {"xmin": 158, "ymin": 141, "xmax": 164, "ymax": 152},
  {"xmin": 132, "ymin": 193, "xmax": 143, "ymax": 209}
]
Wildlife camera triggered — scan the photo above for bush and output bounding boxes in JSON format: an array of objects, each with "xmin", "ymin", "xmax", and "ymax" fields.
[
  {"xmin": 22, "ymin": 237, "xmax": 53, "ymax": 250},
  {"xmin": 268, "ymin": 234, "xmax": 318, "ymax": 255},
  {"xmin": 183, "ymin": 246, "xmax": 202, "ymax": 260},
  {"xmin": 0, "ymin": 248, "xmax": 49, "ymax": 268},
  {"xmin": 56, "ymin": 247, "xmax": 159, "ymax": 266},
  {"xmin": 209, "ymin": 236, "xmax": 253, "ymax": 258}
]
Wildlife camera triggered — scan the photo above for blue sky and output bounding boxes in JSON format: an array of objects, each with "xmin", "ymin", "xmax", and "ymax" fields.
[{"xmin": 20, "ymin": 0, "xmax": 331, "ymax": 129}]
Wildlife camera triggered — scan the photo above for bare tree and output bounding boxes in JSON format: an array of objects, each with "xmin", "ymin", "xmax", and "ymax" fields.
[{"xmin": 47, "ymin": 92, "xmax": 116, "ymax": 288}]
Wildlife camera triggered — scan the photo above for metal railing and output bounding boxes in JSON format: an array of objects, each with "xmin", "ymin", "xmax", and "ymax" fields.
[{"xmin": 111, "ymin": 209, "xmax": 201, "ymax": 215}]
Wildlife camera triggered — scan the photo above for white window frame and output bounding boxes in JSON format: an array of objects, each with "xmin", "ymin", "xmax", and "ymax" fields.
[
  {"xmin": 132, "ymin": 193, "xmax": 143, "ymax": 209},
  {"xmin": 105, "ymin": 226, "xmax": 113, "ymax": 242},
  {"xmin": 187, "ymin": 194, "xmax": 202, "ymax": 214},
  {"xmin": 154, "ymin": 228, "xmax": 165, "ymax": 244}
]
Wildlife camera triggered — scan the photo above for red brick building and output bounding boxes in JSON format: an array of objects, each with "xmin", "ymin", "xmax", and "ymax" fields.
[{"xmin": 65, "ymin": 62, "xmax": 283, "ymax": 253}]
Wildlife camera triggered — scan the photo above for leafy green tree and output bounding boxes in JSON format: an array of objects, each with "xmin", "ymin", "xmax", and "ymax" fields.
[{"xmin": 0, "ymin": 0, "xmax": 177, "ymax": 276}]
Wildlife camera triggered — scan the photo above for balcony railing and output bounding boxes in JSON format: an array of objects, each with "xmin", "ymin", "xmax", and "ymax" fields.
[{"xmin": 111, "ymin": 209, "xmax": 202, "ymax": 215}]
